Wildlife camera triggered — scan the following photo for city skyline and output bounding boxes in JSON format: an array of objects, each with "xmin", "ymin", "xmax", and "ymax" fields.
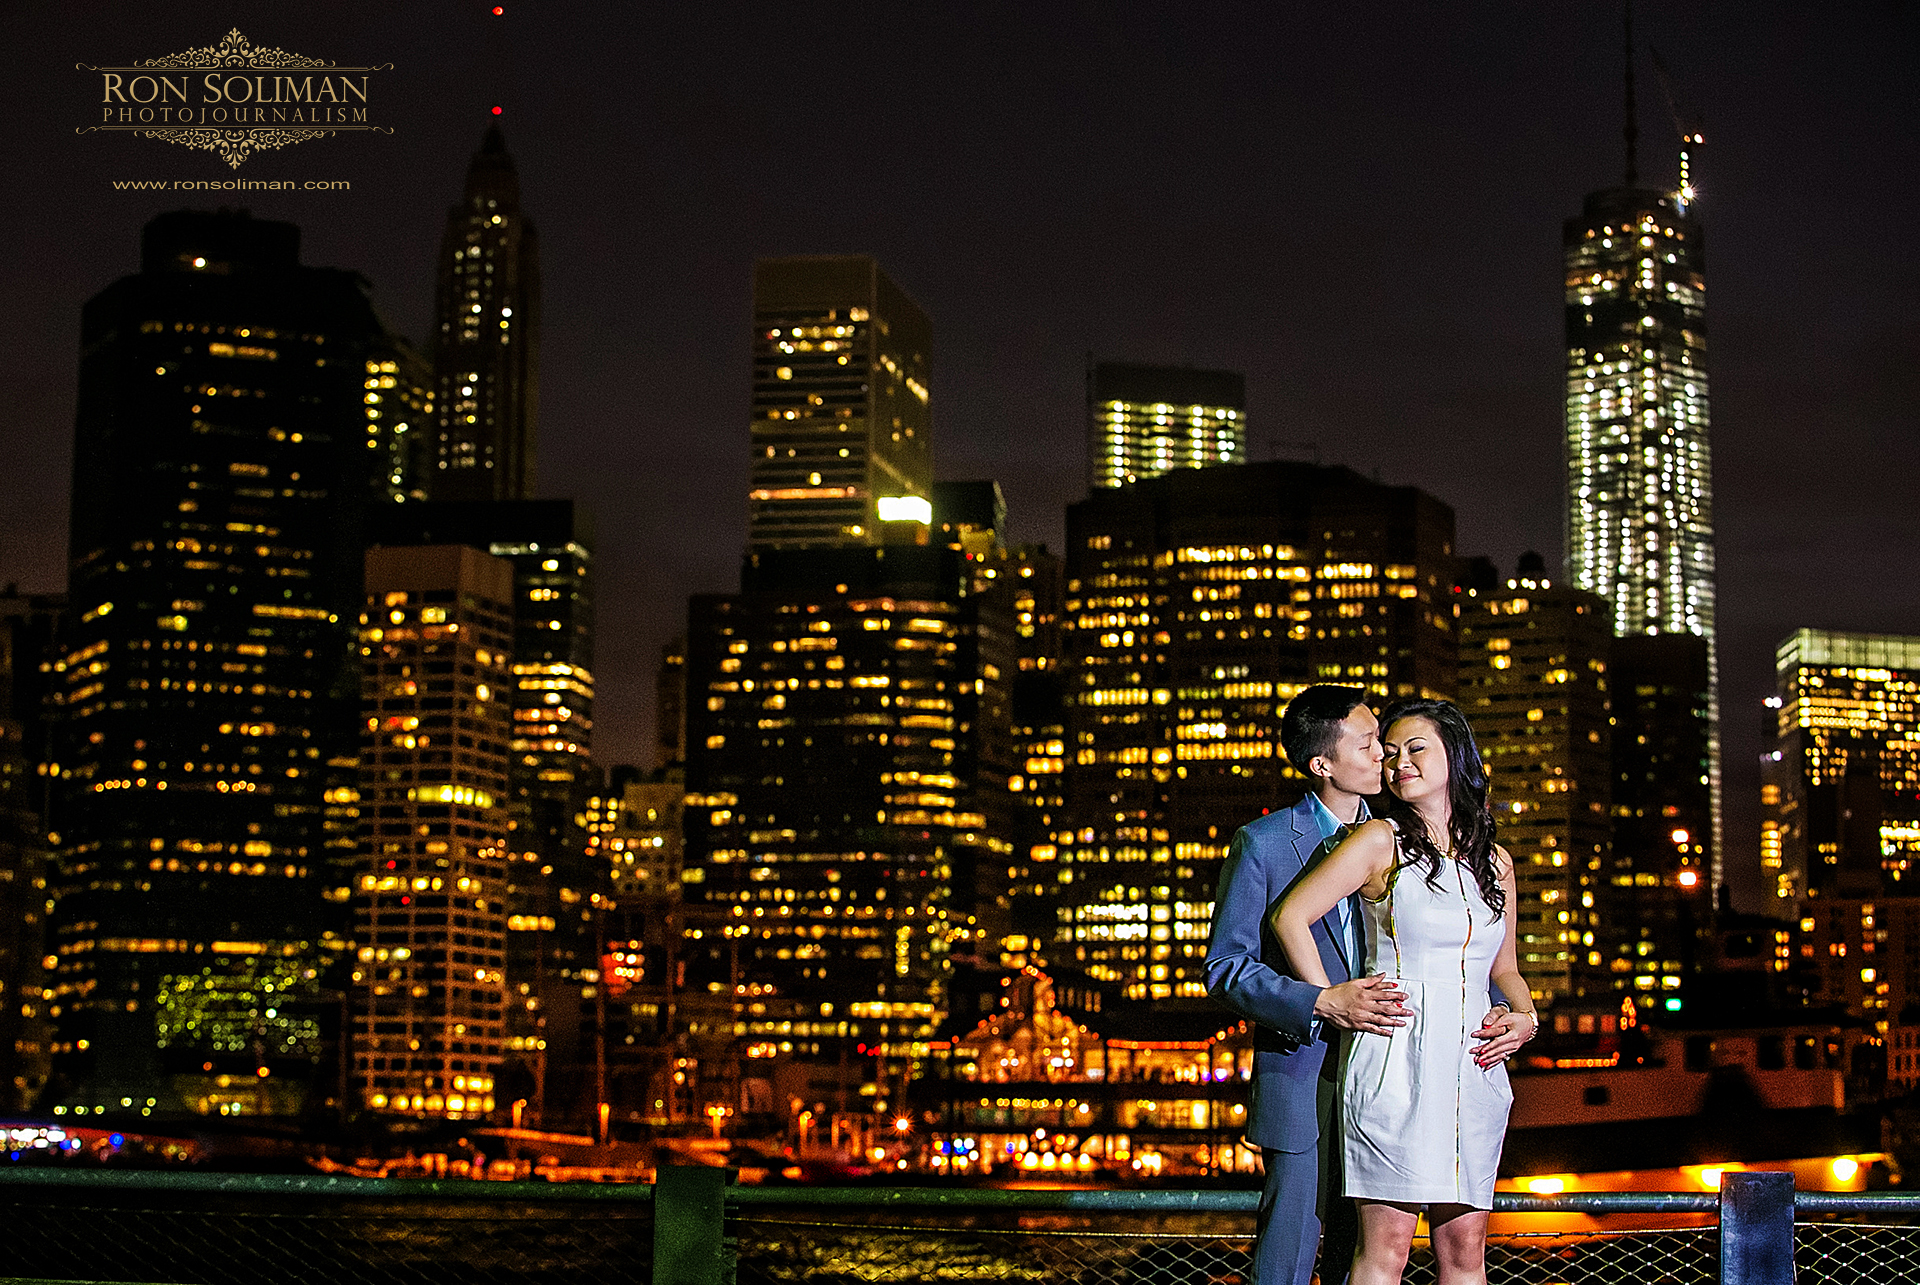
[{"xmin": 2, "ymin": 5, "xmax": 1916, "ymax": 914}]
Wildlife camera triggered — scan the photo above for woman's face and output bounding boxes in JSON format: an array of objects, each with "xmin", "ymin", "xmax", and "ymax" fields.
[{"xmin": 1384, "ymin": 716, "xmax": 1449, "ymax": 806}]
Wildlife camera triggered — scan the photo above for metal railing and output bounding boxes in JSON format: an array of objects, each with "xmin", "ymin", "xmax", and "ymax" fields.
[{"xmin": 2, "ymin": 1165, "xmax": 1916, "ymax": 1284}]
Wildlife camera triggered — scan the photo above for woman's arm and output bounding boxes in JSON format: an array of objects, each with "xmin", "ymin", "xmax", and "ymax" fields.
[
  {"xmin": 1476, "ymin": 845, "xmax": 1538, "ymax": 1065},
  {"xmin": 1268, "ymin": 820, "xmax": 1396, "ymax": 987}
]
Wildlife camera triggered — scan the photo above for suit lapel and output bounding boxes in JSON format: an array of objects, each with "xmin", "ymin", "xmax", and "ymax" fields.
[{"xmin": 1291, "ymin": 798, "xmax": 1355, "ymax": 978}]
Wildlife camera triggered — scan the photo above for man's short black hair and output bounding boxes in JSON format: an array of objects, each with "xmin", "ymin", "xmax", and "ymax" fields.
[{"xmin": 1279, "ymin": 684, "xmax": 1371, "ymax": 776}]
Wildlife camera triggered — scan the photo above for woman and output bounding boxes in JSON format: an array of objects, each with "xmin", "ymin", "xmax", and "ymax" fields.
[{"xmin": 1270, "ymin": 698, "xmax": 1536, "ymax": 1285}]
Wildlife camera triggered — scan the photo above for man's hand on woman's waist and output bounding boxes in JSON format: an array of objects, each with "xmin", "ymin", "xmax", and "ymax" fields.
[{"xmin": 1311, "ymin": 973, "xmax": 1410, "ymax": 1035}]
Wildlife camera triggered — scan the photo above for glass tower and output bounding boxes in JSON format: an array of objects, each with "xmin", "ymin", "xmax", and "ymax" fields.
[
  {"xmin": 749, "ymin": 257, "xmax": 932, "ymax": 549},
  {"xmin": 1564, "ymin": 183, "xmax": 1719, "ymax": 886},
  {"xmin": 432, "ymin": 126, "xmax": 539, "ymax": 502},
  {"xmin": 1087, "ymin": 363, "xmax": 1245, "ymax": 491}
]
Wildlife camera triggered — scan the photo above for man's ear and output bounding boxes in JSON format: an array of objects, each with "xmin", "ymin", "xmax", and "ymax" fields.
[{"xmin": 1309, "ymin": 756, "xmax": 1331, "ymax": 781}]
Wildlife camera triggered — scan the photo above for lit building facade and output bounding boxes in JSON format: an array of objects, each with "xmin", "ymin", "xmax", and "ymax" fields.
[
  {"xmin": 913, "ymin": 969, "xmax": 1257, "ymax": 1180},
  {"xmin": 432, "ymin": 126, "xmax": 539, "ymax": 502},
  {"xmin": 1563, "ymin": 181, "xmax": 1719, "ymax": 883},
  {"xmin": 997, "ymin": 547, "xmax": 1067, "ymax": 970},
  {"xmin": 1784, "ymin": 896, "xmax": 1920, "ymax": 1033},
  {"xmin": 364, "ymin": 337, "xmax": 434, "ymax": 505},
  {"xmin": 370, "ymin": 499, "xmax": 598, "ymax": 1124},
  {"xmin": 1087, "ymin": 362, "xmax": 1245, "ymax": 491},
  {"xmin": 1059, "ymin": 462, "xmax": 1456, "ymax": 1011},
  {"xmin": 351, "ymin": 545, "xmax": 514, "ymax": 1119},
  {"xmin": 1456, "ymin": 561, "xmax": 1613, "ymax": 1012},
  {"xmin": 1764, "ymin": 630, "xmax": 1920, "ymax": 906},
  {"xmin": 1607, "ymin": 633, "xmax": 1714, "ymax": 1009},
  {"xmin": 750, "ymin": 257, "xmax": 932, "ymax": 549},
  {"xmin": 581, "ymin": 775, "xmax": 685, "ymax": 1121},
  {"xmin": 49, "ymin": 210, "xmax": 383, "ymax": 1112},
  {"xmin": 678, "ymin": 545, "xmax": 1015, "ymax": 1125}
]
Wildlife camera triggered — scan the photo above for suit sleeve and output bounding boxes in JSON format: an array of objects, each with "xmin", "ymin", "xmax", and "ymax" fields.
[{"xmin": 1203, "ymin": 824, "xmax": 1321, "ymax": 1042}]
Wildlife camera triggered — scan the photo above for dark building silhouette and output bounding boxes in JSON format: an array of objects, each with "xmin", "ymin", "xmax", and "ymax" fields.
[
  {"xmin": 1086, "ymin": 361, "xmax": 1245, "ymax": 491},
  {"xmin": 1606, "ymin": 632, "xmax": 1714, "ymax": 1012},
  {"xmin": 750, "ymin": 257, "xmax": 932, "ymax": 549},
  {"xmin": 49, "ymin": 209, "xmax": 387, "ymax": 1113},
  {"xmin": 0, "ymin": 589, "xmax": 63, "ymax": 1109},
  {"xmin": 1057, "ymin": 462, "xmax": 1456, "ymax": 1013},
  {"xmin": 432, "ymin": 126, "xmax": 539, "ymax": 502},
  {"xmin": 656, "ymin": 637, "xmax": 687, "ymax": 774}
]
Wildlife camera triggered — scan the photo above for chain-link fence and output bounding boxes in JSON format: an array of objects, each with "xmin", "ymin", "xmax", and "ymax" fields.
[
  {"xmin": 0, "ymin": 1172, "xmax": 654, "ymax": 1285},
  {"xmin": 5, "ymin": 1169, "xmax": 1920, "ymax": 1285},
  {"xmin": 732, "ymin": 1206, "xmax": 1721, "ymax": 1285},
  {"xmin": 1795, "ymin": 1213, "xmax": 1920, "ymax": 1285}
]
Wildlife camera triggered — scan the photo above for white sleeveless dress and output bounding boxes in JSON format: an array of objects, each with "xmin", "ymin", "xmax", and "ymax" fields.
[{"xmin": 1342, "ymin": 832, "xmax": 1512, "ymax": 1208}]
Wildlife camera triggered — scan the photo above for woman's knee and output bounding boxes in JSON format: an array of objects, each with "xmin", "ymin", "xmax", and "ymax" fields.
[{"xmin": 1427, "ymin": 1210, "xmax": 1488, "ymax": 1273}]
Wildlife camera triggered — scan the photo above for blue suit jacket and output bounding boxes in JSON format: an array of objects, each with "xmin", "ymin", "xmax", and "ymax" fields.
[{"xmin": 1203, "ymin": 794, "xmax": 1358, "ymax": 1154}]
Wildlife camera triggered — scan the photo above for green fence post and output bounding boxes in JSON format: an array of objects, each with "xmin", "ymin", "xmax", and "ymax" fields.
[
  {"xmin": 653, "ymin": 1165, "xmax": 732, "ymax": 1285},
  {"xmin": 1719, "ymin": 1170, "xmax": 1795, "ymax": 1285}
]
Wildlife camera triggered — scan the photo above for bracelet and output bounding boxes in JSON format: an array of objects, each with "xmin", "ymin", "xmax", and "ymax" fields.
[{"xmin": 1512, "ymin": 1010, "xmax": 1539, "ymax": 1042}]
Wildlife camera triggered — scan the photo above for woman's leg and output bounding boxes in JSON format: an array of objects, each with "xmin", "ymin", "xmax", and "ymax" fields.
[
  {"xmin": 1427, "ymin": 1204, "xmax": 1490, "ymax": 1285},
  {"xmin": 1350, "ymin": 1200, "xmax": 1420, "ymax": 1285}
]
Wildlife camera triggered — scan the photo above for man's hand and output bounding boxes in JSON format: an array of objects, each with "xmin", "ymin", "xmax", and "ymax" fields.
[
  {"xmin": 1473, "ymin": 1007, "xmax": 1535, "ymax": 1067},
  {"xmin": 1311, "ymin": 974, "xmax": 1410, "ymax": 1034}
]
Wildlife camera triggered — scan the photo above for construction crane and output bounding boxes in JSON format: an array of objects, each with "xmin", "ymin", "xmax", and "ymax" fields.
[{"xmin": 1650, "ymin": 46, "xmax": 1704, "ymax": 216}]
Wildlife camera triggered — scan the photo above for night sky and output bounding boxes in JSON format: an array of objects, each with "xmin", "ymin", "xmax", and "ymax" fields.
[{"xmin": 3, "ymin": 3, "xmax": 1916, "ymax": 912}]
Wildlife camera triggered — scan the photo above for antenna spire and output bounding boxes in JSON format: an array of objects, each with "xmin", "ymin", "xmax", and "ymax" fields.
[{"xmin": 1623, "ymin": 1, "xmax": 1639, "ymax": 187}]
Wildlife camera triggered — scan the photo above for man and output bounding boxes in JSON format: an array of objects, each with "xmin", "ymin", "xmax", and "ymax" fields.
[{"xmin": 1203, "ymin": 685, "xmax": 1407, "ymax": 1285}]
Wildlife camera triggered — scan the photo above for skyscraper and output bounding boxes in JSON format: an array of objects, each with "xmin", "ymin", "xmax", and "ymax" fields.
[
  {"xmin": 1456, "ymin": 557, "xmax": 1613, "ymax": 1013},
  {"xmin": 370, "ymin": 499, "xmax": 597, "ymax": 1124},
  {"xmin": 432, "ymin": 126, "xmax": 539, "ymax": 502},
  {"xmin": 1606, "ymin": 633, "xmax": 1713, "ymax": 1007},
  {"xmin": 1086, "ymin": 362, "xmax": 1245, "ymax": 491},
  {"xmin": 352, "ymin": 545, "xmax": 514, "ymax": 1119},
  {"xmin": 1763, "ymin": 630, "xmax": 1920, "ymax": 905},
  {"xmin": 678, "ymin": 544, "xmax": 1012, "ymax": 1128},
  {"xmin": 1058, "ymin": 462, "xmax": 1456, "ymax": 1010},
  {"xmin": 749, "ymin": 257, "xmax": 932, "ymax": 549},
  {"xmin": 49, "ymin": 210, "xmax": 385, "ymax": 1112},
  {"xmin": 1562, "ymin": 79, "xmax": 1719, "ymax": 883}
]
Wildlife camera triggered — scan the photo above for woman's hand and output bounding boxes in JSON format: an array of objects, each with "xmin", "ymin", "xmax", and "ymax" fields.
[{"xmin": 1472, "ymin": 1006, "xmax": 1535, "ymax": 1067}]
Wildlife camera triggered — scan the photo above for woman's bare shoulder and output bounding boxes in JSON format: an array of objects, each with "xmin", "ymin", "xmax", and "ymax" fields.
[
  {"xmin": 1351, "ymin": 817, "xmax": 1397, "ymax": 842},
  {"xmin": 1340, "ymin": 818, "xmax": 1399, "ymax": 858}
]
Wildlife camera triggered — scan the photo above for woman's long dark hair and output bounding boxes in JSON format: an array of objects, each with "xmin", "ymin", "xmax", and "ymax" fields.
[{"xmin": 1378, "ymin": 697, "xmax": 1504, "ymax": 916}]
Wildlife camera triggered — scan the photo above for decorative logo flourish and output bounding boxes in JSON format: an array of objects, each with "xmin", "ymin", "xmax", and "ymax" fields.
[{"xmin": 78, "ymin": 29, "xmax": 393, "ymax": 169}]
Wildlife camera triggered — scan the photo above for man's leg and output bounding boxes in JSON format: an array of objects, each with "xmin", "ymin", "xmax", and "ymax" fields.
[
  {"xmin": 1315, "ymin": 1074, "xmax": 1357, "ymax": 1285},
  {"xmin": 1256, "ymin": 1145, "xmax": 1320, "ymax": 1285}
]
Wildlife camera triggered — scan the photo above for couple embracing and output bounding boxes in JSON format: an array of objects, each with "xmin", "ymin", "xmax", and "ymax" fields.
[{"xmin": 1204, "ymin": 686, "xmax": 1538, "ymax": 1285}]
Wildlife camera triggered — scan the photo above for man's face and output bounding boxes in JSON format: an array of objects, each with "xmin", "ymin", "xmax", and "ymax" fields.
[{"xmin": 1313, "ymin": 703, "xmax": 1384, "ymax": 796}]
